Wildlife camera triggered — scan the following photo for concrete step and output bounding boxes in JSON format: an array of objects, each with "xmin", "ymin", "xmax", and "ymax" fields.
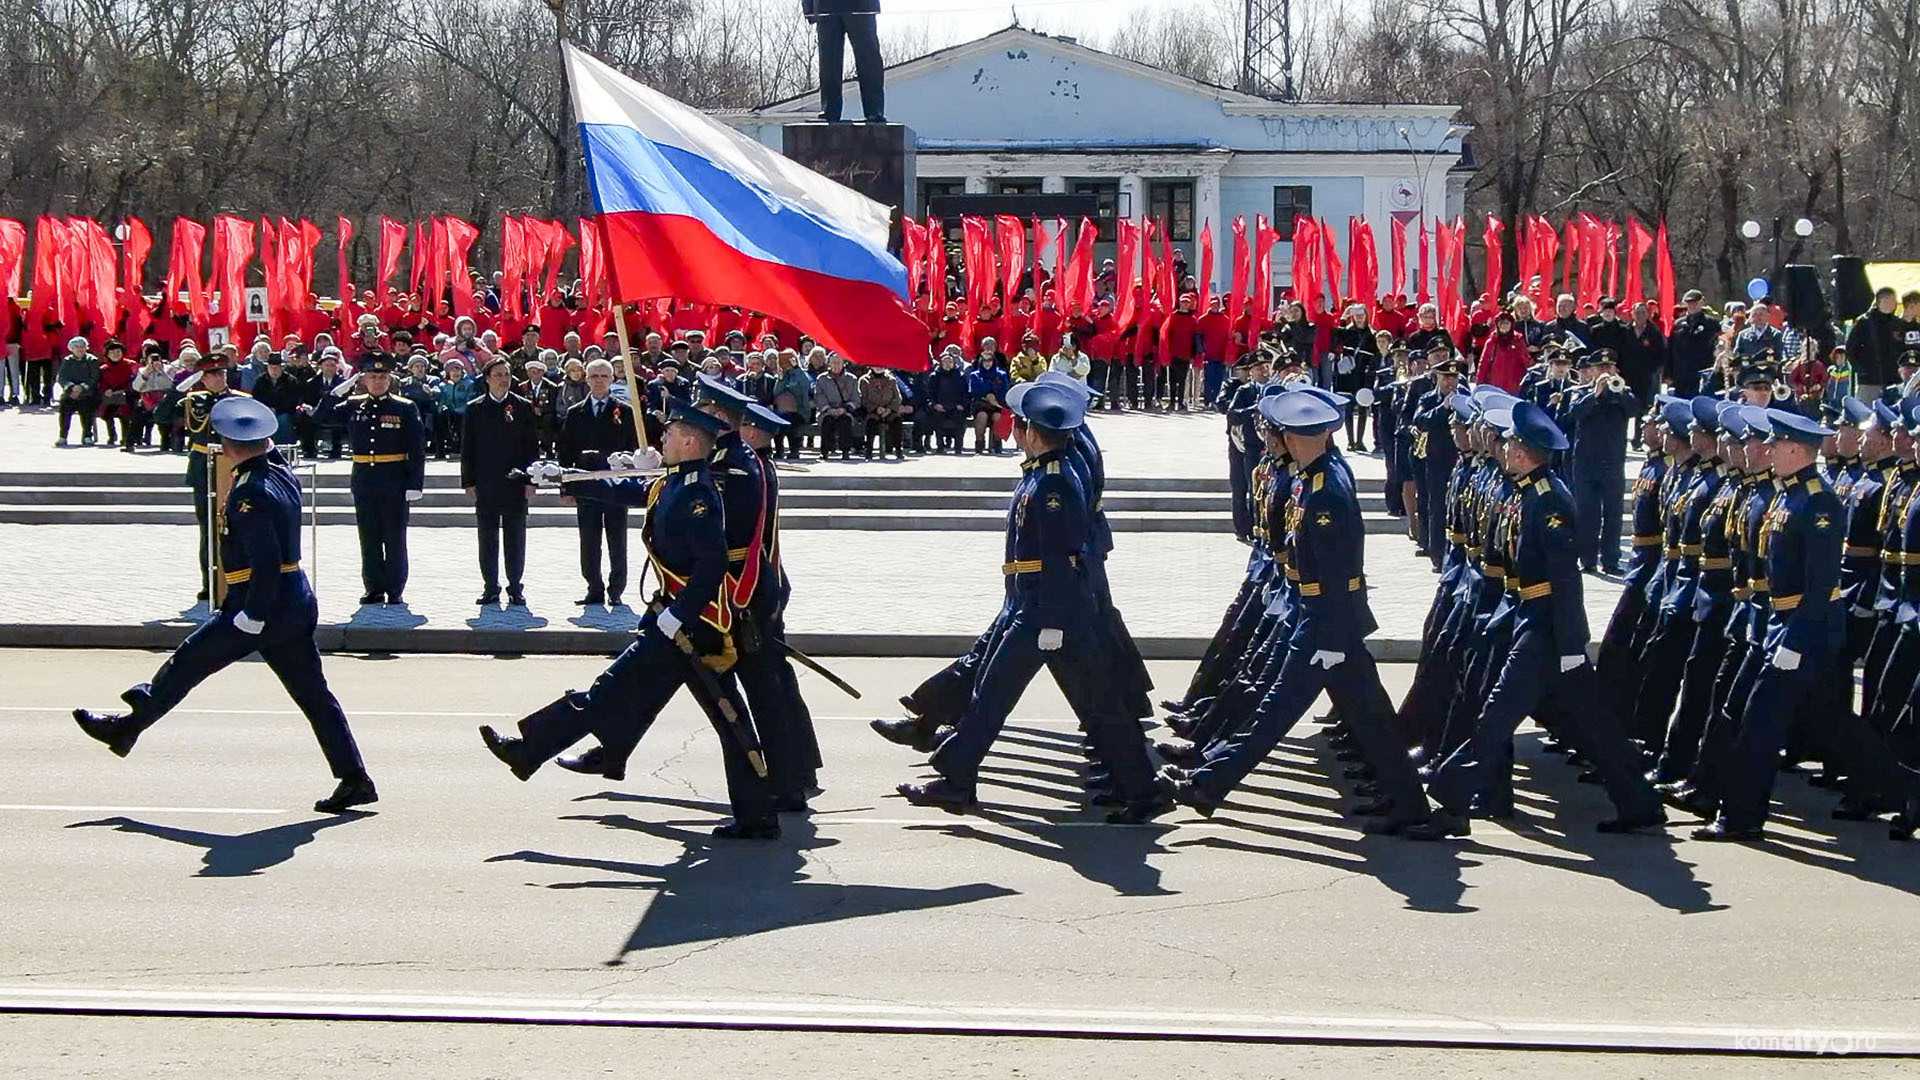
[{"xmin": 0, "ymin": 468, "xmax": 1234, "ymax": 494}]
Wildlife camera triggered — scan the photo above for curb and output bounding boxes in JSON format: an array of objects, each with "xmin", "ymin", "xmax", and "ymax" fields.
[{"xmin": 0, "ymin": 624, "xmax": 1424, "ymax": 662}]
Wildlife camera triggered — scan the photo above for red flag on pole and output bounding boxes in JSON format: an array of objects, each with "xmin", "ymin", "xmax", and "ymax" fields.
[
  {"xmin": 1532, "ymin": 216, "xmax": 1559, "ymax": 311},
  {"xmin": 926, "ymin": 216, "xmax": 947, "ymax": 309},
  {"xmin": 1291, "ymin": 216, "xmax": 1320, "ymax": 320},
  {"xmin": 1048, "ymin": 217, "xmax": 1067, "ymax": 300},
  {"xmin": 1319, "ymin": 219, "xmax": 1343, "ymax": 313},
  {"xmin": 1251, "ymin": 215, "xmax": 1278, "ymax": 341},
  {"xmin": 1389, "ymin": 217, "xmax": 1407, "ymax": 299},
  {"xmin": 1603, "ymin": 219, "xmax": 1622, "ymax": 300},
  {"xmin": 961, "ymin": 216, "xmax": 993, "ymax": 339},
  {"xmin": 1066, "ymin": 217, "xmax": 1096, "ymax": 317},
  {"xmin": 994, "ymin": 215, "xmax": 1025, "ymax": 305},
  {"xmin": 0, "ymin": 218, "xmax": 23, "ymax": 299},
  {"xmin": 1350, "ymin": 219, "xmax": 1379, "ymax": 312},
  {"xmin": 165, "ymin": 219, "xmax": 209, "ymax": 324},
  {"xmin": 336, "ymin": 216, "xmax": 356, "ymax": 301},
  {"xmin": 1417, "ymin": 219, "xmax": 1431, "ymax": 307},
  {"xmin": 499, "ymin": 216, "xmax": 526, "ymax": 321},
  {"xmin": 1562, "ymin": 219, "xmax": 1580, "ymax": 300},
  {"xmin": 1113, "ymin": 218, "xmax": 1140, "ymax": 328},
  {"xmin": 1654, "ymin": 219, "xmax": 1677, "ymax": 335},
  {"xmin": 211, "ymin": 215, "xmax": 255, "ymax": 343},
  {"xmin": 122, "ymin": 218, "xmax": 153, "ymax": 293},
  {"xmin": 1482, "ymin": 214, "xmax": 1505, "ymax": 304},
  {"xmin": 900, "ymin": 217, "xmax": 925, "ymax": 306},
  {"xmin": 1228, "ymin": 216, "xmax": 1250, "ymax": 344},
  {"xmin": 375, "ymin": 218, "xmax": 406, "ymax": 298},
  {"xmin": 1155, "ymin": 219, "xmax": 1176, "ymax": 314},
  {"xmin": 577, "ymin": 217, "xmax": 602, "ymax": 309},
  {"xmin": 444, "ymin": 217, "xmax": 481, "ymax": 317},
  {"xmin": 1196, "ymin": 220, "xmax": 1214, "ymax": 309},
  {"xmin": 1624, "ymin": 217, "xmax": 1654, "ymax": 313}
]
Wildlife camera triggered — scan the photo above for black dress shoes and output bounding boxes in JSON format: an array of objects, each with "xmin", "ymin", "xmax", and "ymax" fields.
[
  {"xmin": 1397, "ymin": 812, "xmax": 1471, "ymax": 840},
  {"xmin": 556, "ymin": 744, "xmax": 622, "ymax": 780},
  {"xmin": 1690, "ymin": 820, "xmax": 1765, "ymax": 842},
  {"xmin": 315, "ymin": 776, "xmax": 379, "ymax": 813},
  {"xmin": 712, "ymin": 817, "xmax": 781, "ymax": 840},
  {"xmin": 479, "ymin": 725, "xmax": 538, "ymax": 781},
  {"xmin": 897, "ymin": 777, "xmax": 977, "ymax": 811},
  {"xmin": 1596, "ymin": 813, "xmax": 1667, "ymax": 834},
  {"xmin": 1156, "ymin": 765, "xmax": 1217, "ymax": 818},
  {"xmin": 870, "ymin": 717, "xmax": 939, "ymax": 752},
  {"xmin": 476, "ymin": 590, "xmax": 502, "ymax": 606},
  {"xmin": 73, "ymin": 709, "xmax": 141, "ymax": 757},
  {"xmin": 359, "ymin": 592, "xmax": 385, "ymax": 605},
  {"xmin": 1106, "ymin": 794, "xmax": 1176, "ymax": 825},
  {"xmin": 1154, "ymin": 738, "xmax": 1202, "ymax": 765},
  {"xmin": 506, "ymin": 588, "xmax": 527, "ymax": 607},
  {"xmin": 1348, "ymin": 796, "xmax": 1397, "ymax": 817},
  {"xmin": 574, "ymin": 592, "xmax": 606, "ymax": 607}
]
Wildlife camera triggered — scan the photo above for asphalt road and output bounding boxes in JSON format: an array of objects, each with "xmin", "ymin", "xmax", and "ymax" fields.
[{"xmin": 6, "ymin": 648, "xmax": 1919, "ymax": 1075}]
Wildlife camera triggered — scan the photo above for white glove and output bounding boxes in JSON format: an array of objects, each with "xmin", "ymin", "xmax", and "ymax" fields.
[
  {"xmin": 634, "ymin": 447, "xmax": 663, "ymax": 471},
  {"xmin": 606, "ymin": 451, "xmax": 634, "ymax": 471},
  {"xmin": 1037, "ymin": 628, "xmax": 1064, "ymax": 651},
  {"xmin": 329, "ymin": 372, "xmax": 362, "ymax": 398},
  {"xmin": 1772, "ymin": 646, "xmax": 1801, "ymax": 671},
  {"xmin": 1852, "ymin": 604, "xmax": 1875, "ymax": 618},
  {"xmin": 527, "ymin": 460, "xmax": 565, "ymax": 483},
  {"xmin": 1309, "ymin": 650, "xmax": 1346, "ymax": 669},
  {"xmin": 232, "ymin": 612, "xmax": 265, "ymax": 635},
  {"xmin": 1559, "ymin": 655, "xmax": 1585, "ymax": 673},
  {"xmin": 655, "ymin": 608, "xmax": 684, "ymax": 641},
  {"xmin": 404, "ymin": 489, "xmax": 422, "ymax": 503}
]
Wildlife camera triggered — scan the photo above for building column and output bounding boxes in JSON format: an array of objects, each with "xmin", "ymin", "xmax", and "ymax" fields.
[
  {"xmin": 1041, "ymin": 175, "xmax": 1067, "ymax": 194},
  {"xmin": 1119, "ymin": 173, "xmax": 1145, "ymax": 223},
  {"xmin": 964, "ymin": 174, "xmax": 989, "ymax": 194},
  {"xmin": 1195, "ymin": 171, "xmax": 1223, "ymax": 295}
]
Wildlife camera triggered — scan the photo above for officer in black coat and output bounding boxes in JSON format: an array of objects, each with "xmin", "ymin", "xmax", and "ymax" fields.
[
  {"xmin": 74, "ymin": 397, "xmax": 377, "ymax": 814},
  {"xmin": 805, "ymin": 0, "xmax": 885, "ymax": 123},
  {"xmin": 319, "ymin": 355, "xmax": 427, "ymax": 605},
  {"xmin": 461, "ymin": 357, "xmax": 539, "ymax": 606},
  {"xmin": 1668, "ymin": 290, "xmax": 1720, "ymax": 396},
  {"xmin": 557, "ymin": 358, "xmax": 642, "ymax": 607}
]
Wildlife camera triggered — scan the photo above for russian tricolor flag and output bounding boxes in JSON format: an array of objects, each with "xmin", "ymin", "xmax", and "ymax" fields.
[{"xmin": 565, "ymin": 44, "xmax": 930, "ymax": 370}]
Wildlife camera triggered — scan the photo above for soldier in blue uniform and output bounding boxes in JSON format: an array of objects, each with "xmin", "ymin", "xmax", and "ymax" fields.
[
  {"xmin": 1693, "ymin": 409, "xmax": 1920, "ymax": 841},
  {"xmin": 1223, "ymin": 350, "xmax": 1272, "ymax": 542},
  {"xmin": 1594, "ymin": 408, "xmax": 1668, "ymax": 690},
  {"xmin": 319, "ymin": 355, "xmax": 426, "ymax": 605},
  {"xmin": 1562, "ymin": 349, "xmax": 1638, "ymax": 575},
  {"xmin": 896, "ymin": 383, "xmax": 1171, "ymax": 824},
  {"xmin": 480, "ymin": 403, "xmax": 779, "ymax": 840},
  {"xmin": 73, "ymin": 397, "xmax": 377, "ymax": 813},
  {"xmin": 1408, "ymin": 401, "xmax": 1665, "ymax": 838},
  {"xmin": 556, "ymin": 358, "xmax": 641, "ymax": 607},
  {"xmin": 1159, "ymin": 391, "xmax": 1434, "ymax": 832},
  {"xmin": 1410, "ymin": 357, "xmax": 1467, "ymax": 569}
]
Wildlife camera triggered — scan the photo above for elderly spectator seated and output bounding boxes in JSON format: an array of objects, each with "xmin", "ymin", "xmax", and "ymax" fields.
[
  {"xmin": 859, "ymin": 362, "xmax": 905, "ymax": 459},
  {"xmin": 966, "ymin": 348, "xmax": 1011, "ymax": 454},
  {"xmin": 773, "ymin": 349, "xmax": 811, "ymax": 460},
  {"xmin": 927, "ymin": 346, "xmax": 970, "ymax": 453},
  {"xmin": 53, "ymin": 335, "xmax": 100, "ymax": 446},
  {"xmin": 814, "ymin": 353, "xmax": 860, "ymax": 460}
]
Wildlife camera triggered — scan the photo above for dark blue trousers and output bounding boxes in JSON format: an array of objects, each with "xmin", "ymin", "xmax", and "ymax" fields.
[
  {"xmin": 1571, "ymin": 458, "xmax": 1625, "ymax": 571},
  {"xmin": 574, "ymin": 501, "xmax": 629, "ymax": 598},
  {"xmin": 125, "ymin": 586, "xmax": 365, "ymax": 781},
  {"xmin": 352, "ymin": 485, "xmax": 409, "ymax": 597}
]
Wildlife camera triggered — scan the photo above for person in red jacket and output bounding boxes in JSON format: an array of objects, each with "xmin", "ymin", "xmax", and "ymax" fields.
[
  {"xmin": 1159, "ymin": 293, "xmax": 1199, "ymax": 410},
  {"xmin": 1475, "ymin": 310, "xmax": 1531, "ymax": 391},
  {"xmin": 1195, "ymin": 294, "xmax": 1231, "ymax": 404},
  {"xmin": 95, "ymin": 339, "xmax": 139, "ymax": 449},
  {"xmin": 1374, "ymin": 293, "xmax": 1412, "ymax": 340}
]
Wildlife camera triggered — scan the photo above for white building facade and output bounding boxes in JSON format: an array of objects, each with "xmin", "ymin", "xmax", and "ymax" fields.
[{"xmin": 723, "ymin": 27, "xmax": 1469, "ymax": 297}]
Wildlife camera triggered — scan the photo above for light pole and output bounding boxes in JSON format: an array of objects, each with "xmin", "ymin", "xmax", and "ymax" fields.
[
  {"xmin": 1739, "ymin": 216, "xmax": 1814, "ymax": 299},
  {"xmin": 1398, "ymin": 124, "xmax": 1463, "ymax": 299}
]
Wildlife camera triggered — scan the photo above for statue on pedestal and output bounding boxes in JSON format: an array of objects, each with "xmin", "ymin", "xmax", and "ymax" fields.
[{"xmin": 802, "ymin": 0, "xmax": 885, "ymax": 123}]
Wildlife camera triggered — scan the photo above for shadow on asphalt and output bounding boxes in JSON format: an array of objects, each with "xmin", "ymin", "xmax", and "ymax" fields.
[
  {"xmin": 65, "ymin": 813, "xmax": 373, "ymax": 877},
  {"xmin": 486, "ymin": 796, "xmax": 1015, "ymax": 965}
]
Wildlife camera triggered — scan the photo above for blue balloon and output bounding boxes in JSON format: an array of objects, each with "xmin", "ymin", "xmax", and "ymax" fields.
[{"xmin": 1746, "ymin": 276, "xmax": 1770, "ymax": 301}]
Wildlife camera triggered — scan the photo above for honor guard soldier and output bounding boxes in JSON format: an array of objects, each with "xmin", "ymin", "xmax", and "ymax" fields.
[
  {"xmin": 1160, "ymin": 390, "xmax": 1434, "ymax": 832},
  {"xmin": 322, "ymin": 354, "xmax": 426, "ymax": 605},
  {"xmin": 1596, "ymin": 407, "xmax": 1669, "ymax": 687},
  {"xmin": 556, "ymin": 358, "xmax": 640, "ymax": 607},
  {"xmin": 179, "ymin": 355, "xmax": 244, "ymax": 601},
  {"xmin": 480, "ymin": 403, "xmax": 779, "ymax": 840},
  {"xmin": 1410, "ymin": 400, "xmax": 1666, "ymax": 839},
  {"xmin": 73, "ymin": 397, "xmax": 377, "ymax": 813},
  {"xmin": 461, "ymin": 357, "xmax": 539, "ymax": 606},
  {"xmin": 899, "ymin": 382, "xmax": 1172, "ymax": 824}
]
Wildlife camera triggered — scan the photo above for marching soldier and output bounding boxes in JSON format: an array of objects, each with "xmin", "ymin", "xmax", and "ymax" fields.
[
  {"xmin": 321, "ymin": 355, "xmax": 426, "ymax": 606},
  {"xmin": 556, "ymin": 359, "xmax": 640, "ymax": 607},
  {"xmin": 73, "ymin": 397, "xmax": 377, "ymax": 813},
  {"xmin": 1410, "ymin": 356, "xmax": 1466, "ymax": 568},
  {"xmin": 1223, "ymin": 351, "xmax": 1271, "ymax": 542},
  {"xmin": 480, "ymin": 403, "xmax": 779, "ymax": 840},
  {"xmin": 178, "ymin": 354, "xmax": 248, "ymax": 602}
]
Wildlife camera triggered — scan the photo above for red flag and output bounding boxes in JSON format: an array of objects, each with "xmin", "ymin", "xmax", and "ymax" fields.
[
  {"xmin": 1065, "ymin": 217, "xmax": 1095, "ymax": 316},
  {"xmin": 1417, "ymin": 219, "xmax": 1431, "ymax": 306},
  {"xmin": 1624, "ymin": 216, "xmax": 1655, "ymax": 313},
  {"xmin": 1196, "ymin": 220, "xmax": 1214, "ymax": 308},
  {"xmin": 165, "ymin": 219, "xmax": 209, "ymax": 324},
  {"xmin": 1228, "ymin": 216, "xmax": 1249, "ymax": 344},
  {"xmin": 1155, "ymin": 220, "xmax": 1176, "ymax": 314},
  {"xmin": 1291, "ymin": 215, "xmax": 1320, "ymax": 320},
  {"xmin": 1350, "ymin": 219, "xmax": 1379, "ymax": 312},
  {"xmin": 499, "ymin": 216, "xmax": 527, "ymax": 321},
  {"xmin": 122, "ymin": 218, "xmax": 153, "ymax": 293},
  {"xmin": 1048, "ymin": 217, "xmax": 1067, "ymax": 300},
  {"xmin": 336, "ymin": 216, "xmax": 356, "ymax": 300},
  {"xmin": 1389, "ymin": 217, "xmax": 1407, "ymax": 298},
  {"xmin": 1318, "ymin": 218, "xmax": 1343, "ymax": 313},
  {"xmin": 73, "ymin": 219, "xmax": 119, "ymax": 340},
  {"xmin": 372, "ymin": 218, "xmax": 404, "ymax": 298},
  {"xmin": 1113, "ymin": 218, "xmax": 1140, "ymax": 328},
  {"xmin": 961, "ymin": 216, "xmax": 993, "ymax": 338},
  {"xmin": 27, "ymin": 217, "xmax": 69, "ymax": 353},
  {"xmin": 211, "ymin": 215, "xmax": 255, "ymax": 341},
  {"xmin": 298, "ymin": 219, "xmax": 322, "ymax": 295},
  {"xmin": 1447, "ymin": 217, "xmax": 1468, "ymax": 340},
  {"xmin": 1482, "ymin": 214, "xmax": 1505, "ymax": 304},
  {"xmin": 1140, "ymin": 219, "xmax": 1162, "ymax": 362},
  {"xmin": 444, "ymin": 217, "xmax": 481, "ymax": 317},
  {"xmin": 1577, "ymin": 213, "xmax": 1604, "ymax": 308},
  {"xmin": 1533, "ymin": 216, "xmax": 1559, "ymax": 311},
  {"xmin": 1436, "ymin": 218, "xmax": 1462, "ymax": 341},
  {"xmin": 256, "ymin": 219, "xmax": 281, "ymax": 337},
  {"xmin": 542, "ymin": 221, "xmax": 575, "ymax": 297},
  {"xmin": 0, "ymin": 218, "xmax": 25, "ymax": 298},
  {"xmin": 1603, "ymin": 219, "xmax": 1621, "ymax": 300},
  {"xmin": 994, "ymin": 214, "xmax": 1025, "ymax": 305},
  {"xmin": 900, "ymin": 217, "xmax": 925, "ymax": 305},
  {"xmin": 1562, "ymin": 219, "xmax": 1580, "ymax": 299},
  {"xmin": 1655, "ymin": 219, "xmax": 1676, "ymax": 335},
  {"xmin": 579, "ymin": 215, "xmax": 609, "ymax": 307},
  {"xmin": 927, "ymin": 216, "xmax": 947, "ymax": 309},
  {"xmin": 1251, "ymin": 215, "xmax": 1278, "ymax": 341},
  {"xmin": 410, "ymin": 220, "xmax": 428, "ymax": 299}
]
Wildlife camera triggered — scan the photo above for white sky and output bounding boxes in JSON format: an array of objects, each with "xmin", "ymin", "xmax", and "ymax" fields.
[{"xmin": 881, "ymin": 0, "xmax": 1218, "ymax": 49}]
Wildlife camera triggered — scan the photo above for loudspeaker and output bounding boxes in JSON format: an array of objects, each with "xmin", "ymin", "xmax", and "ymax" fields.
[
  {"xmin": 1780, "ymin": 263, "xmax": 1828, "ymax": 331},
  {"xmin": 1832, "ymin": 255, "xmax": 1874, "ymax": 318}
]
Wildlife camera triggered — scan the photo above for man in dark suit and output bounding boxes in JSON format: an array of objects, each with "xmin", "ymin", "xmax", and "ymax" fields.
[
  {"xmin": 558, "ymin": 359, "xmax": 644, "ymax": 607},
  {"xmin": 461, "ymin": 357, "xmax": 538, "ymax": 606},
  {"xmin": 804, "ymin": 0, "xmax": 884, "ymax": 123}
]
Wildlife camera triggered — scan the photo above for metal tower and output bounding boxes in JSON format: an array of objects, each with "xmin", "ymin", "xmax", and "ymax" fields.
[{"xmin": 1241, "ymin": 0, "xmax": 1297, "ymax": 100}]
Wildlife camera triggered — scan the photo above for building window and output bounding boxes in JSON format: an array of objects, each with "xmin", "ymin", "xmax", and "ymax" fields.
[
  {"xmin": 1273, "ymin": 186, "xmax": 1313, "ymax": 240},
  {"xmin": 996, "ymin": 179, "xmax": 1042, "ymax": 195},
  {"xmin": 1071, "ymin": 180, "xmax": 1120, "ymax": 240},
  {"xmin": 1148, "ymin": 181, "xmax": 1195, "ymax": 241}
]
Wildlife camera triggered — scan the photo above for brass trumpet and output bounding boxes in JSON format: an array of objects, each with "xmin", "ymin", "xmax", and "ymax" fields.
[{"xmin": 1600, "ymin": 374, "xmax": 1627, "ymax": 393}]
